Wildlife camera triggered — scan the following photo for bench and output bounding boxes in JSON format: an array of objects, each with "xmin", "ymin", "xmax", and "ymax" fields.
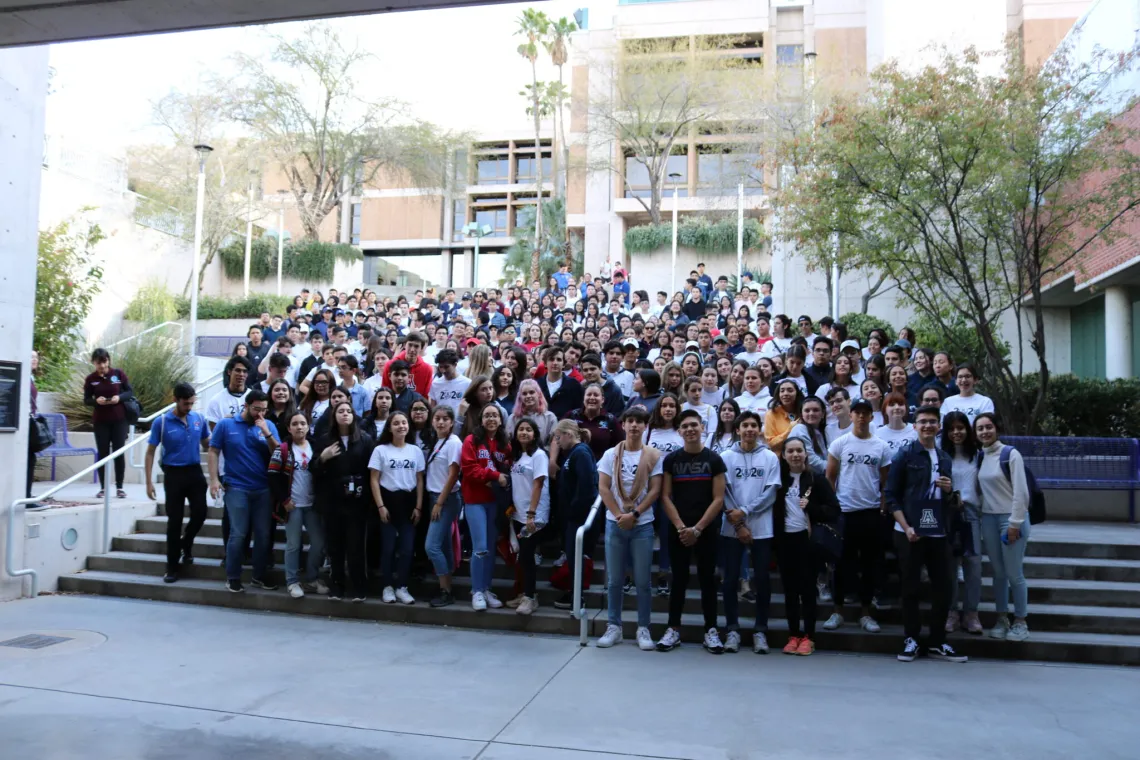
[
  {"xmin": 196, "ymin": 336, "xmax": 248, "ymax": 358},
  {"xmin": 36, "ymin": 412, "xmax": 98, "ymax": 482},
  {"xmin": 1003, "ymin": 436, "xmax": 1140, "ymax": 522}
]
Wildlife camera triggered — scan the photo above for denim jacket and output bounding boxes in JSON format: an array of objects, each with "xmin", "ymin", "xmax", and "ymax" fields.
[{"xmin": 885, "ymin": 439, "xmax": 960, "ymax": 535}]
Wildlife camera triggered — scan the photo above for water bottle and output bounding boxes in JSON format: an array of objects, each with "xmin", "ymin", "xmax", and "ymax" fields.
[{"xmin": 1000, "ymin": 528, "xmax": 1010, "ymax": 545}]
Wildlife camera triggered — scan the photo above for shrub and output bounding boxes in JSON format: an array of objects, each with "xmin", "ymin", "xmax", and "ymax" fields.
[
  {"xmin": 625, "ymin": 217, "xmax": 766, "ymax": 254},
  {"xmin": 124, "ymin": 280, "xmax": 180, "ymax": 326},
  {"xmin": 1020, "ymin": 374, "xmax": 1140, "ymax": 438},
  {"xmin": 35, "ymin": 218, "xmax": 105, "ymax": 391},
  {"xmin": 911, "ymin": 310, "xmax": 1008, "ymax": 374},
  {"xmin": 838, "ymin": 313, "xmax": 897, "ymax": 345},
  {"xmin": 217, "ymin": 238, "xmax": 362, "ymax": 283},
  {"xmin": 55, "ymin": 334, "xmax": 196, "ymax": 431},
  {"xmin": 174, "ymin": 293, "xmax": 293, "ymax": 320}
]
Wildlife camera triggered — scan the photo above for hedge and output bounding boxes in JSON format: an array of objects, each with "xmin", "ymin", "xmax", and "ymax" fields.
[
  {"xmin": 625, "ymin": 217, "xmax": 766, "ymax": 254},
  {"xmin": 174, "ymin": 293, "xmax": 294, "ymax": 320},
  {"xmin": 217, "ymin": 239, "xmax": 361, "ymax": 283},
  {"xmin": 1022, "ymin": 374, "xmax": 1140, "ymax": 438},
  {"xmin": 838, "ymin": 313, "xmax": 896, "ymax": 344}
]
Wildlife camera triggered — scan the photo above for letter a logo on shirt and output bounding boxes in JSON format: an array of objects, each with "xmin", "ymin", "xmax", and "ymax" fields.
[{"xmin": 919, "ymin": 508, "xmax": 937, "ymax": 529}]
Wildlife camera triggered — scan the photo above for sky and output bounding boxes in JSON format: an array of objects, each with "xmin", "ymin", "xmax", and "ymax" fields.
[{"xmin": 45, "ymin": 1, "xmax": 615, "ymax": 157}]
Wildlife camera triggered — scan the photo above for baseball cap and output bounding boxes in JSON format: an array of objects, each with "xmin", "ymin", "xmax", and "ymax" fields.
[
  {"xmin": 461, "ymin": 292, "xmax": 472, "ymax": 300},
  {"xmin": 895, "ymin": 339, "xmax": 913, "ymax": 350},
  {"xmin": 465, "ymin": 337, "xmax": 481, "ymax": 347},
  {"xmin": 712, "ymin": 334, "xmax": 728, "ymax": 344},
  {"xmin": 621, "ymin": 337, "xmax": 640, "ymax": 349},
  {"xmin": 851, "ymin": 398, "xmax": 874, "ymax": 414},
  {"xmin": 840, "ymin": 339, "xmax": 861, "ymax": 352},
  {"xmin": 685, "ymin": 340, "xmax": 700, "ymax": 351}
]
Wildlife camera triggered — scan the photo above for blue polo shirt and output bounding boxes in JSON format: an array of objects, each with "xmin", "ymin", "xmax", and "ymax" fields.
[
  {"xmin": 149, "ymin": 410, "xmax": 208, "ymax": 467},
  {"xmin": 208, "ymin": 416, "xmax": 271, "ymax": 491}
]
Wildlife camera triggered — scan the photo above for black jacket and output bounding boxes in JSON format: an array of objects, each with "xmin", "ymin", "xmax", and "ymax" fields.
[
  {"xmin": 599, "ymin": 378, "xmax": 626, "ymax": 417},
  {"xmin": 538, "ymin": 374, "xmax": 584, "ymax": 419},
  {"xmin": 773, "ymin": 465, "xmax": 841, "ymax": 537},
  {"xmin": 556, "ymin": 441, "xmax": 599, "ymax": 521},
  {"xmin": 772, "ymin": 371, "xmax": 820, "ymax": 397},
  {"xmin": 804, "ymin": 362, "xmax": 832, "ymax": 391},
  {"xmin": 309, "ymin": 433, "xmax": 375, "ymax": 511}
]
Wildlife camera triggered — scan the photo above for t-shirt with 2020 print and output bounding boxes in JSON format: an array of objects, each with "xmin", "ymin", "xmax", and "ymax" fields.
[
  {"xmin": 368, "ymin": 443, "xmax": 425, "ymax": 492},
  {"xmin": 827, "ymin": 433, "xmax": 890, "ymax": 512}
]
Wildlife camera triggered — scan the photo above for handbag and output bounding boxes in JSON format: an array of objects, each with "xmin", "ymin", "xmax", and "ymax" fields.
[
  {"xmin": 31, "ymin": 415, "xmax": 54, "ymax": 453},
  {"xmin": 810, "ymin": 520, "xmax": 843, "ymax": 564},
  {"xmin": 123, "ymin": 397, "xmax": 143, "ymax": 424}
]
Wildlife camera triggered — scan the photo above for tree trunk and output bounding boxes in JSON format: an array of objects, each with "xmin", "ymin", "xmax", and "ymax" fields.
[
  {"xmin": 860, "ymin": 272, "xmax": 889, "ymax": 314},
  {"xmin": 530, "ymin": 63, "xmax": 543, "ymax": 286}
]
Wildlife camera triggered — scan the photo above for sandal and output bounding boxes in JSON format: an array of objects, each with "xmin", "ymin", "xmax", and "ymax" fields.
[{"xmin": 116, "ymin": 489, "xmax": 128, "ymax": 499}]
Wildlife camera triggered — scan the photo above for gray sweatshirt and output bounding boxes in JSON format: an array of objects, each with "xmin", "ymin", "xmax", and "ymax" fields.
[{"xmin": 977, "ymin": 441, "xmax": 1030, "ymax": 526}]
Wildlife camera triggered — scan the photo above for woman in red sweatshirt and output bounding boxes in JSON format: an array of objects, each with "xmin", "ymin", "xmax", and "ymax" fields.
[
  {"xmin": 83, "ymin": 347, "xmax": 135, "ymax": 498},
  {"xmin": 461, "ymin": 403, "xmax": 511, "ymax": 612}
]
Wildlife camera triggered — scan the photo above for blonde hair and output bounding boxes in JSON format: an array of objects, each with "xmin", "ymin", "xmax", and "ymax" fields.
[
  {"xmin": 553, "ymin": 418, "xmax": 592, "ymax": 445},
  {"xmin": 465, "ymin": 344, "xmax": 493, "ymax": 379}
]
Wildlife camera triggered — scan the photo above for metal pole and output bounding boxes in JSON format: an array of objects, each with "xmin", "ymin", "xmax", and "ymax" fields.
[
  {"xmin": 243, "ymin": 175, "xmax": 254, "ymax": 297},
  {"xmin": 831, "ymin": 232, "xmax": 841, "ymax": 316},
  {"xmin": 277, "ymin": 203, "xmax": 285, "ymax": 297},
  {"xmin": 102, "ymin": 459, "xmax": 113, "ymax": 553},
  {"xmin": 473, "ymin": 234, "xmax": 480, "ymax": 289},
  {"xmin": 573, "ymin": 497, "xmax": 601, "ymax": 646},
  {"xmin": 671, "ymin": 186, "xmax": 679, "ymax": 296},
  {"xmin": 189, "ymin": 147, "xmax": 210, "ymax": 354},
  {"xmin": 737, "ymin": 182, "xmax": 744, "ymax": 289}
]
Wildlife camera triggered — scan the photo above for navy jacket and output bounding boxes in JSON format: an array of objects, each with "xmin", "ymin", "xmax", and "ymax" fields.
[
  {"xmin": 538, "ymin": 375, "xmax": 584, "ymax": 419},
  {"xmin": 557, "ymin": 441, "xmax": 598, "ymax": 520},
  {"xmin": 885, "ymin": 440, "xmax": 960, "ymax": 535}
]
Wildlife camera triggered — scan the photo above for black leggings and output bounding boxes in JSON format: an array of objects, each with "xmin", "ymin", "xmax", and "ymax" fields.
[
  {"xmin": 668, "ymin": 525, "xmax": 718, "ymax": 629},
  {"xmin": 514, "ymin": 522, "xmax": 547, "ymax": 597},
  {"xmin": 93, "ymin": 420, "xmax": 128, "ymax": 489},
  {"xmin": 326, "ymin": 505, "xmax": 368, "ymax": 598},
  {"xmin": 775, "ymin": 530, "xmax": 818, "ymax": 638},
  {"xmin": 834, "ymin": 509, "xmax": 882, "ymax": 609}
]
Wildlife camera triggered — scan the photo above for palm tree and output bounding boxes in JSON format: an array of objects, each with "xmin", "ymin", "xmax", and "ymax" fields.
[
  {"xmin": 545, "ymin": 17, "xmax": 576, "ymax": 201},
  {"xmin": 516, "ymin": 8, "xmax": 551, "ymax": 284}
]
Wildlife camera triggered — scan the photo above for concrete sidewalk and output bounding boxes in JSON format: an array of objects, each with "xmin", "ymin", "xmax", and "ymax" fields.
[{"xmin": 0, "ymin": 595, "xmax": 1137, "ymax": 760}]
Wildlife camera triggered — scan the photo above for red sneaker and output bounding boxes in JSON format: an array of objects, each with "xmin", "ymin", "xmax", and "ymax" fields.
[
  {"xmin": 783, "ymin": 636, "xmax": 801, "ymax": 654},
  {"xmin": 796, "ymin": 637, "xmax": 815, "ymax": 656}
]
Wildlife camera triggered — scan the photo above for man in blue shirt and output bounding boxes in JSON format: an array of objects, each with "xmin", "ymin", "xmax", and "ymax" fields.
[
  {"xmin": 208, "ymin": 388, "xmax": 279, "ymax": 593},
  {"xmin": 145, "ymin": 382, "xmax": 210, "ymax": 584},
  {"xmin": 552, "ymin": 263, "xmax": 571, "ymax": 290},
  {"xmin": 336, "ymin": 355, "xmax": 371, "ymax": 417},
  {"xmin": 611, "ymin": 268, "xmax": 631, "ymax": 303}
]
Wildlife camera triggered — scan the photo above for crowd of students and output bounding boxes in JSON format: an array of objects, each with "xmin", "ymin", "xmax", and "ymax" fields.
[{"xmin": 137, "ymin": 263, "xmax": 1032, "ymax": 661}]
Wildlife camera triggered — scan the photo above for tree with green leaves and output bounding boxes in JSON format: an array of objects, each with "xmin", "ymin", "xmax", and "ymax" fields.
[
  {"xmin": 545, "ymin": 16, "xmax": 576, "ymax": 200},
  {"xmin": 778, "ymin": 40, "xmax": 1140, "ymax": 432},
  {"xmin": 516, "ymin": 8, "xmax": 551, "ymax": 283},
  {"xmin": 228, "ymin": 22, "xmax": 462, "ymax": 241},
  {"xmin": 501, "ymin": 197, "xmax": 579, "ymax": 286}
]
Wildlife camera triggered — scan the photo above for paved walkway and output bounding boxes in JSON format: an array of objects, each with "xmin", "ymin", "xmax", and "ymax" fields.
[{"xmin": 0, "ymin": 596, "xmax": 1137, "ymax": 759}]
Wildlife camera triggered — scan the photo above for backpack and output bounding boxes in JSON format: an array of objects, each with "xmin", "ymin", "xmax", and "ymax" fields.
[{"xmin": 981, "ymin": 445, "xmax": 1047, "ymax": 525}]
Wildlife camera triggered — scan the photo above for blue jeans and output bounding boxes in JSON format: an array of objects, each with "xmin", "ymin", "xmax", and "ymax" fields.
[
  {"xmin": 224, "ymin": 487, "xmax": 271, "ymax": 582},
  {"xmin": 952, "ymin": 502, "xmax": 982, "ymax": 613},
  {"xmin": 425, "ymin": 491, "xmax": 461, "ymax": 576},
  {"xmin": 980, "ymin": 512, "xmax": 1030, "ymax": 618},
  {"xmin": 465, "ymin": 502, "xmax": 498, "ymax": 594},
  {"xmin": 284, "ymin": 506, "xmax": 325, "ymax": 586},
  {"xmin": 606, "ymin": 520, "xmax": 654, "ymax": 627},
  {"xmin": 722, "ymin": 536, "xmax": 772, "ymax": 632}
]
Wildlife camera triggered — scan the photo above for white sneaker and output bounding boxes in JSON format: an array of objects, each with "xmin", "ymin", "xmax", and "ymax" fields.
[
  {"xmin": 817, "ymin": 582, "xmax": 833, "ymax": 603},
  {"xmin": 382, "ymin": 586, "xmax": 397, "ymax": 604},
  {"xmin": 989, "ymin": 615, "xmax": 1010, "ymax": 640},
  {"xmin": 724, "ymin": 631, "xmax": 741, "ymax": 653},
  {"xmin": 703, "ymin": 627, "xmax": 725, "ymax": 654},
  {"xmin": 471, "ymin": 591, "xmax": 487, "ymax": 611},
  {"xmin": 752, "ymin": 632, "xmax": 769, "ymax": 654},
  {"xmin": 860, "ymin": 616, "xmax": 881, "ymax": 633},
  {"xmin": 636, "ymin": 627, "xmax": 655, "ymax": 651},
  {"xmin": 395, "ymin": 587, "xmax": 415, "ymax": 605},
  {"xmin": 553, "ymin": 552, "xmax": 567, "ymax": 567},
  {"xmin": 534, "ymin": 550, "xmax": 543, "ymax": 566},
  {"xmin": 288, "ymin": 583, "xmax": 305, "ymax": 599},
  {"xmin": 1007, "ymin": 620, "xmax": 1030, "ymax": 641},
  {"xmin": 303, "ymin": 579, "xmax": 329, "ymax": 595},
  {"xmin": 596, "ymin": 624, "xmax": 623, "ymax": 648},
  {"xmin": 516, "ymin": 596, "xmax": 538, "ymax": 615},
  {"xmin": 656, "ymin": 627, "xmax": 681, "ymax": 651},
  {"xmin": 484, "ymin": 590, "xmax": 504, "ymax": 609},
  {"xmin": 823, "ymin": 612, "xmax": 844, "ymax": 630}
]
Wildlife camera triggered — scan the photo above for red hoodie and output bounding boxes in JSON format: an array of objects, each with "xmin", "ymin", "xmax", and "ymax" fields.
[
  {"xmin": 460, "ymin": 434, "xmax": 511, "ymax": 505},
  {"xmin": 382, "ymin": 350, "xmax": 434, "ymax": 396}
]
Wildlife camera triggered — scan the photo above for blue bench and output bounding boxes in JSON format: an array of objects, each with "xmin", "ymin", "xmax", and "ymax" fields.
[
  {"xmin": 36, "ymin": 412, "xmax": 98, "ymax": 482},
  {"xmin": 1003, "ymin": 436, "xmax": 1140, "ymax": 522},
  {"xmin": 196, "ymin": 336, "xmax": 247, "ymax": 358}
]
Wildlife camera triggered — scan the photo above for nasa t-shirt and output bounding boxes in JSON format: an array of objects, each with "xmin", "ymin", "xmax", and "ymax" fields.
[
  {"xmin": 663, "ymin": 447, "xmax": 727, "ymax": 524},
  {"xmin": 430, "ymin": 375, "xmax": 471, "ymax": 415},
  {"xmin": 827, "ymin": 433, "xmax": 890, "ymax": 512},
  {"xmin": 368, "ymin": 443, "xmax": 425, "ymax": 492}
]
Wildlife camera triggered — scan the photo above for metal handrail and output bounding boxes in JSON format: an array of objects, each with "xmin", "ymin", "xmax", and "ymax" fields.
[
  {"xmin": 127, "ymin": 370, "xmax": 224, "ymax": 470},
  {"xmin": 107, "ymin": 321, "xmax": 185, "ymax": 351},
  {"xmin": 573, "ymin": 496, "xmax": 603, "ymax": 646},
  {"xmin": 6, "ymin": 370, "xmax": 224, "ymax": 599}
]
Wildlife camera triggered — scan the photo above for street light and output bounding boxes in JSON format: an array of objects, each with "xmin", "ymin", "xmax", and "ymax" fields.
[
  {"xmin": 276, "ymin": 190, "xmax": 288, "ymax": 296},
  {"xmin": 462, "ymin": 221, "xmax": 493, "ymax": 288},
  {"xmin": 243, "ymin": 166, "xmax": 256, "ymax": 297},
  {"xmin": 189, "ymin": 144, "xmax": 213, "ymax": 355},
  {"xmin": 668, "ymin": 171, "xmax": 682, "ymax": 295}
]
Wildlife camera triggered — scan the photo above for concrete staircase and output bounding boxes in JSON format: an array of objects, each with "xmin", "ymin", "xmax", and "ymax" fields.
[{"xmin": 58, "ymin": 506, "xmax": 1140, "ymax": 665}]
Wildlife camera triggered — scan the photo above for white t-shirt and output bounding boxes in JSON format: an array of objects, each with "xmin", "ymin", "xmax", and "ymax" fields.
[
  {"xmin": 610, "ymin": 369, "xmax": 635, "ymax": 399},
  {"xmin": 362, "ymin": 374, "xmax": 385, "ymax": 397},
  {"xmin": 644, "ymin": 427, "xmax": 684, "ymax": 455},
  {"xmin": 682, "ymin": 402, "xmax": 716, "ymax": 434},
  {"xmin": 738, "ymin": 350, "xmax": 764, "ymax": 364},
  {"xmin": 305, "ymin": 363, "xmax": 342, "ymax": 386},
  {"xmin": 701, "ymin": 387, "xmax": 728, "ymax": 407},
  {"xmin": 940, "ymin": 393, "xmax": 995, "ymax": 425},
  {"xmin": 814, "ymin": 382, "xmax": 859, "ymax": 423},
  {"xmin": 598, "ymin": 446, "xmax": 664, "ymax": 526},
  {"xmin": 430, "ymin": 374, "xmax": 471, "ymax": 415},
  {"xmin": 706, "ymin": 432, "xmax": 735, "ymax": 454},
  {"xmin": 875, "ymin": 424, "xmax": 918, "ymax": 457},
  {"xmin": 368, "ymin": 442, "xmax": 425, "ymax": 492},
  {"xmin": 289, "ymin": 441, "xmax": 314, "ymax": 508},
  {"xmin": 783, "ymin": 374, "xmax": 809, "ymax": 395},
  {"xmin": 827, "ymin": 433, "xmax": 890, "ymax": 512},
  {"xmin": 371, "ymin": 417, "xmax": 388, "ymax": 440},
  {"xmin": 784, "ymin": 472, "xmax": 809, "ymax": 533},
  {"xmin": 206, "ymin": 388, "xmax": 248, "ymax": 424},
  {"xmin": 545, "ymin": 376, "xmax": 563, "ymax": 398},
  {"xmin": 511, "ymin": 449, "xmax": 551, "ymax": 526},
  {"xmin": 424, "ymin": 434, "xmax": 462, "ymax": 494}
]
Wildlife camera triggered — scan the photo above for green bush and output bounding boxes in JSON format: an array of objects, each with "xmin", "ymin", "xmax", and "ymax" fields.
[
  {"xmin": 911, "ymin": 310, "xmax": 1008, "ymax": 373},
  {"xmin": 625, "ymin": 217, "xmax": 766, "ymax": 254},
  {"xmin": 124, "ymin": 280, "xmax": 180, "ymax": 326},
  {"xmin": 55, "ymin": 334, "xmax": 196, "ymax": 431},
  {"xmin": 838, "ymin": 313, "xmax": 897, "ymax": 345},
  {"xmin": 174, "ymin": 293, "xmax": 293, "ymax": 320},
  {"xmin": 217, "ymin": 238, "xmax": 361, "ymax": 283},
  {"xmin": 1019, "ymin": 374, "xmax": 1140, "ymax": 438}
]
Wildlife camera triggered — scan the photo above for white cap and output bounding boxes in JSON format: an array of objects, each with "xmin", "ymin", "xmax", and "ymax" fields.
[
  {"xmin": 622, "ymin": 337, "xmax": 640, "ymax": 348},
  {"xmin": 840, "ymin": 339, "xmax": 861, "ymax": 352}
]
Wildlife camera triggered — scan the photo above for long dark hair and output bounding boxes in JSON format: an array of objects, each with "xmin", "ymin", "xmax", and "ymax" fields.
[
  {"xmin": 376, "ymin": 411, "xmax": 411, "ymax": 447},
  {"xmin": 769, "ymin": 378, "xmax": 804, "ymax": 416},
  {"xmin": 511, "ymin": 417, "xmax": 541, "ymax": 460},
  {"xmin": 648, "ymin": 392, "xmax": 681, "ymax": 431},
  {"xmin": 420, "ymin": 405, "xmax": 456, "ymax": 452},
  {"xmin": 941, "ymin": 410, "xmax": 979, "ymax": 460},
  {"xmin": 266, "ymin": 379, "xmax": 297, "ymax": 417},
  {"xmin": 472, "ymin": 402, "xmax": 509, "ymax": 450},
  {"xmin": 712, "ymin": 398, "xmax": 740, "ymax": 440},
  {"xmin": 301, "ymin": 368, "xmax": 336, "ymax": 419},
  {"xmin": 798, "ymin": 396, "xmax": 828, "ymax": 459},
  {"xmin": 329, "ymin": 401, "xmax": 361, "ymax": 442},
  {"xmin": 462, "ymin": 375, "xmax": 493, "ymax": 435}
]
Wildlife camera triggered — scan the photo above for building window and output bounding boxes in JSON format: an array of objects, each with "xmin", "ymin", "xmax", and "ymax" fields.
[
  {"xmin": 696, "ymin": 149, "xmax": 763, "ymax": 195},
  {"xmin": 476, "ymin": 158, "xmax": 510, "ymax": 185},
  {"xmin": 452, "ymin": 199, "xmax": 466, "ymax": 242},
  {"xmin": 624, "ymin": 152, "xmax": 687, "ymax": 199},
  {"xmin": 453, "ymin": 149, "xmax": 468, "ymax": 186},
  {"xmin": 777, "ymin": 44, "xmax": 805, "ymax": 97},
  {"xmin": 515, "ymin": 155, "xmax": 554, "ymax": 183},
  {"xmin": 350, "ymin": 203, "xmax": 362, "ymax": 245},
  {"xmin": 474, "ymin": 207, "xmax": 508, "ymax": 237}
]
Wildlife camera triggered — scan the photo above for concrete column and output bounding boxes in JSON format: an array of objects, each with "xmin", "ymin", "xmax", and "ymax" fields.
[
  {"xmin": 0, "ymin": 46, "xmax": 49, "ymax": 601},
  {"xmin": 1104, "ymin": 285, "xmax": 1133, "ymax": 379},
  {"xmin": 440, "ymin": 249, "xmax": 451, "ymax": 288}
]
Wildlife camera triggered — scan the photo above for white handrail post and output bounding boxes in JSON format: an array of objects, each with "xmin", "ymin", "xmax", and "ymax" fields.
[
  {"xmin": 573, "ymin": 496, "xmax": 602, "ymax": 646},
  {"xmin": 102, "ymin": 459, "xmax": 113, "ymax": 552}
]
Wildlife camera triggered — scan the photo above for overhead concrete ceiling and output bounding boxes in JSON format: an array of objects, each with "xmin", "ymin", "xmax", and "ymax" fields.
[{"xmin": 0, "ymin": 0, "xmax": 518, "ymax": 48}]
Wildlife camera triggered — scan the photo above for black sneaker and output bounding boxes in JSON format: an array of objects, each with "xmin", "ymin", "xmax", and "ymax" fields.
[
  {"xmin": 328, "ymin": 587, "xmax": 343, "ymax": 601},
  {"xmin": 181, "ymin": 551, "xmax": 194, "ymax": 566},
  {"xmin": 430, "ymin": 590, "xmax": 455, "ymax": 608},
  {"xmin": 553, "ymin": 592, "xmax": 573, "ymax": 610},
  {"xmin": 163, "ymin": 571, "xmax": 178, "ymax": 584},
  {"xmin": 226, "ymin": 579, "xmax": 244, "ymax": 593},
  {"xmin": 928, "ymin": 644, "xmax": 968, "ymax": 663},
  {"xmin": 250, "ymin": 578, "xmax": 278, "ymax": 591},
  {"xmin": 739, "ymin": 589, "xmax": 757, "ymax": 603},
  {"xmin": 897, "ymin": 637, "xmax": 919, "ymax": 662},
  {"xmin": 655, "ymin": 579, "xmax": 670, "ymax": 597}
]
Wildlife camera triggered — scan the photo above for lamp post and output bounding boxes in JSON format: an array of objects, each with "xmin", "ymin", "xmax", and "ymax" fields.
[
  {"xmin": 276, "ymin": 190, "xmax": 288, "ymax": 296},
  {"xmin": 189, "ymin": 144, "xmax": 213, "ymax": 354},
  {"xmin": 668, "ymin": 171, "xmax": 681, "ymax": 296},
  {"xmin": 462, "ymin": 221, "xmax": 493, "ymax": 288},
  {"xmin": 243, "ymin": 167, "xmax": 256, "ymax": 297}
]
